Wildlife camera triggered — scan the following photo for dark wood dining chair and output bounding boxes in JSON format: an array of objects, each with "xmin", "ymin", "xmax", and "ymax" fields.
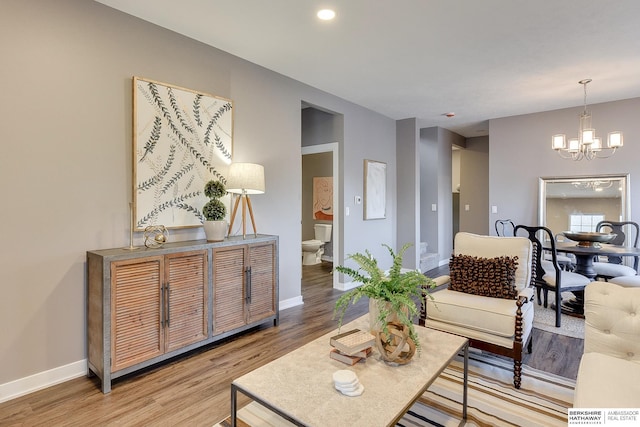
[
  {"xmin": 593, "ymin": 220, "xmax": 640, "ymax": 281},
  {"xmin": 495, "ymin": 219, "xmax": 515, "ymax": 236},
  {"xmin": 514, "ymin": 225, "xmax": 590, "ymax": 327},
  {"xmin": 551, "ymin": 233, "xmax": 575, "ymax": 271}
]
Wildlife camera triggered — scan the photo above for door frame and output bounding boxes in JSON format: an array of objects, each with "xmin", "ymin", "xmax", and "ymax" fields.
[{"xmin": 302, "ymin": 142, "xmax": 340, "ymax": 289}]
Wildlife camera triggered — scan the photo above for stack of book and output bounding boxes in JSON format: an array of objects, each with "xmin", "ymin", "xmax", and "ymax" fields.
[{"xmin": 329, "ymin": 329, "xmax": 375, "ymax": 365}]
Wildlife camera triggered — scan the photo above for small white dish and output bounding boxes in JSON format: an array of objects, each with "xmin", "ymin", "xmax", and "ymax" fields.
[
  {"xmin": 339, "ymin": 383, "xmax": 365, "ymax": 397},
  {"xmin": 332, "ymin": 369, "xmax": 357, "ymax": 385}
]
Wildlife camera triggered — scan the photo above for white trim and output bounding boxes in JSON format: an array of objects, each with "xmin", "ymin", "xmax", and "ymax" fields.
[
  {"xmin": 0, "ymin": 359, "xmax": 86, "ymax": 403},
  {"xmin": 0, "ymin": 297, "xmax": 305, "ymax": 404},
  {"xmin": 302, "ymin": 142, "xmax": 340, "ymax": 290},
  {"xmin": 279, "ymin": 296, "xmax": 304, "ymax": 310},
  {"xmin": 335, "ymin": 281, "xmax": 362, "ymax": 292}
]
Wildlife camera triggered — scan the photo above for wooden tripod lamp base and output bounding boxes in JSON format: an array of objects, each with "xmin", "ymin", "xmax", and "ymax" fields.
[
  {"xmin": 225, "ymin": 162, "xmax": 265, "ymax": 239},
  {"xmin": 228, "ymin": 192, "xmax": 258, "ymax": 239}
]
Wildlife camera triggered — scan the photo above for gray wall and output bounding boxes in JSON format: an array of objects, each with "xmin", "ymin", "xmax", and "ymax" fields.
[
  {"xmin": 301, "ymin": 107, "xmax": 343, "ymax": 147},
  {"xmin": 397, "ymin": 119, "xmax": 420, "ymax": 268},
  {"xmin": 452, "ymin": 150, "xmax": 461, "ymax": 192},
  {"xmin": 419, "ymin": 127, "xmax": 438, "ymax": 258},
  {"xmin": 490, "ymin": 97, "xmax": 640, "ymax": 233},
  {"xmin": 0, "ymin": 0, "xmax": 396, "ymax": 387},
  {"xmin": 436, "ymin": 128, "xmax": 458, "ymax": 260},
  {"xmin": 419, "ymin": 127, "xmax": 457, "ymax": 265},
  {"xmin": 459, "ymin": 136, "xmax": 490, "ymax": 234}
]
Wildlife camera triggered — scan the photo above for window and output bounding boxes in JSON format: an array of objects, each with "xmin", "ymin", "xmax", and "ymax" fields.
[{"xmin": 569, "ymin": 214, "xmax": 605, "ymax": 232}]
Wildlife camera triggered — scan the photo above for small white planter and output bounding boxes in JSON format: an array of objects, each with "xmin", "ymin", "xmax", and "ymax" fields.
[{"xmin": 203, "ymin": 220, "xmax": 227, "ymax": 242}]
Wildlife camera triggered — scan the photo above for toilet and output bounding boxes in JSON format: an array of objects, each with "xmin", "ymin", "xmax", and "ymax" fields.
[{"xmin": 302, "ymin": 224, "xmax": 332, "ymax": 265}]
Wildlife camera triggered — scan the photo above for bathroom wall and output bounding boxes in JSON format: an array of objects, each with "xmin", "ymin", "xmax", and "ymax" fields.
[{"xmin": 302, "ymin": 152, "xmax": 334, "ymax": 260}]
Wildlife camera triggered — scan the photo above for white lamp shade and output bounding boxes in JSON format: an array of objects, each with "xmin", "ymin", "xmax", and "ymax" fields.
[
  {"xmin": 552, "ymin": 134, "xmax": 566, "ymax": 150},
  {"xmin": 568, "ymin": 138, "xmax": 580, "ymax": 153},
  {"xmin": 582, "ymin": 129, "xmax": 595, "ymax": 144},
  {"xmin": 608, "ymin": 131, "xmax": 623, "ymax": 148},
  {"xmin": 226, "ymin": 163, "xmax": 265, "ymax": 195}
]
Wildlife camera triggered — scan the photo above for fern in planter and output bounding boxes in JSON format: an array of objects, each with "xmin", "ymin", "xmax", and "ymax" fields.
[{"xmin": 333, "ymin": 243, "xmax": 436, "ymax": 352}]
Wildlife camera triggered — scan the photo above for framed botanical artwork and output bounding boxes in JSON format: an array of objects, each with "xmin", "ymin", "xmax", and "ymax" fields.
[
  {"xmin": 133, "ymin": 76, "xmax": 233, "ymax": 230},
  {"xmin": 364, "ymin": 159, "xmax": 386, "ymax": 220}
]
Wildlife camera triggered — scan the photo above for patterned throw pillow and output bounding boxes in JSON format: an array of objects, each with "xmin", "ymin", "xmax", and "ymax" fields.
[{"xmin": 448, "ymin": 254, "xmax": 519, "ymax": 299}]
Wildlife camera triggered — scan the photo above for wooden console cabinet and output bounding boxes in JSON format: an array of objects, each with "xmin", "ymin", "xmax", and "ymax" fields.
[
  {"xmin": 213, "ymin": 241, "xmax": 277, "ymax": 335},
  {"xmin": 87, "ymin": 235, "xmax": 278, "ymax": 393}
]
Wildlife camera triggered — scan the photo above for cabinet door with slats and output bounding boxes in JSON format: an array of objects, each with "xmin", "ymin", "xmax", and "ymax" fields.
[
  {"xmin": 248, "ymin": 242, "xmax": 276, "ymax": 323},
  {"xmin": 111, "ymin": 256, "xmax": 163, "ymax": 372},
  {"xmin": 165, "ymin": 250, "xmax": 208, "ymax": 352},
  {"xmin": 213, "ymin": 246, "xmax": 246, "ymax": 335}
]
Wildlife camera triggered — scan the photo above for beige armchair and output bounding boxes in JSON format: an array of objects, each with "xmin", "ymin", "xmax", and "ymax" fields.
[{"xmin": 420, "ymin": 232, "xmax": 534, "ymax": 388}]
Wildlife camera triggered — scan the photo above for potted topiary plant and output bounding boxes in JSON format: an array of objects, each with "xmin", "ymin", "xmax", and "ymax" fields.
[
  {"xmin": 202, "ymin": 179, "xmax": 227, "ymax": 242},
  {"xmin": 333, "ymin": 243, "xmax": 435, "ymax": 355}
]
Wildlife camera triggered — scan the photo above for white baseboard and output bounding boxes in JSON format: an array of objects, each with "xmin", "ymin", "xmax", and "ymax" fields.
[
  {"xmin": 0, "ymin": 359, "xmax": 86, "ymax": 404},
  {"xmin": 334, "ymin": 280, "xmax": 361, "ymax": 291},
  {"xmin": 1, "ymin": 297, "xmax": 306, "ymax": 404},
  {"xmin": 279, "ymin": 295, "xmax": 304, "ymax": 310}
]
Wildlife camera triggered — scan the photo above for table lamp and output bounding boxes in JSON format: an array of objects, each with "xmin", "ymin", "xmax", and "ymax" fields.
[{"xmin": 226, "ymin": 162, "xmax": 265, "ymax": 239}]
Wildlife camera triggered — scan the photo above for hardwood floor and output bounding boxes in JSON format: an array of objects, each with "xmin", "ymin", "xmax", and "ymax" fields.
[{"xmin": 0, "ymin": 262, "xmax": 582, "ymax": 426}]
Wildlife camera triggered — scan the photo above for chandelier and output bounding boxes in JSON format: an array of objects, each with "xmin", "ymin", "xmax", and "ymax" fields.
[
  {"xmin": 571, "ymin": 180, "xmax": 614, "ymax": 191},
  {"xmin": 552, "ymin": 79, "xmax": 623, "ymax": 161}
]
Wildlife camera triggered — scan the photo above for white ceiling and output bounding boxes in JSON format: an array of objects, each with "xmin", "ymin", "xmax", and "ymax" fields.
[{"xmin": 96, "ymin": 0, "xmax": 640, "ymax": 137}]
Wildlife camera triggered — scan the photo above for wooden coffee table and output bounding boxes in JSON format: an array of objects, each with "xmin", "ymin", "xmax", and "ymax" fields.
[{"xmin": 231, "ymin": 315, "xmax": 469, "ymax": 426}]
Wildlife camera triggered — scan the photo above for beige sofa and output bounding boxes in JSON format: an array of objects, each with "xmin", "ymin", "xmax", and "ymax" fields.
[{"xmin": 574, "ymin": 281, "xmax": 640, "ymax": 408}]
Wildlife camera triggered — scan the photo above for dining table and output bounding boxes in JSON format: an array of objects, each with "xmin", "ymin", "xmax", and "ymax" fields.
[{"xmin": 551, "ymin": 242, "xmax": 640, "ymax": 316}]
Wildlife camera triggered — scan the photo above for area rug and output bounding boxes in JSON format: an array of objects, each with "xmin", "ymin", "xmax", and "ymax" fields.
[
  {"xmin": 531, "ymin": 293, "xmax": 585, "ymax": 339},
  {"xmin": 214, "ymin": 351, "xmax": 575, "ymax": 427}
]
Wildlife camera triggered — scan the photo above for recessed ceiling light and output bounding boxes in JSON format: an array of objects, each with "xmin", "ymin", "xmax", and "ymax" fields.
[{"xmin": 317, "ymin": 9, "xmax": 336, "ymax": 20}]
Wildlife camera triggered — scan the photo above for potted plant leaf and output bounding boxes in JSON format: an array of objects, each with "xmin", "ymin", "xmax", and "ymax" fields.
[
  {"xmin": 333, "ymin": 243, "xmax": 435, "ymax": 354},
  {"xmin": 202, "ymin": 180, "xmax": 227, "ymax": 242}
]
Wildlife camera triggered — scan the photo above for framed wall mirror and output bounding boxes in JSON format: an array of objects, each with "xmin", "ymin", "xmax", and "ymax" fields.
[{"xmin": 539, "ymin": 174, "xmax": 630, "ymax": 236}]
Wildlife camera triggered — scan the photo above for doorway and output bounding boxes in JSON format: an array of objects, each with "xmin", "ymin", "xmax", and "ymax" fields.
[{"xmin": 302, "ymin": 143, "xmax": 340, "ymax": 289}]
